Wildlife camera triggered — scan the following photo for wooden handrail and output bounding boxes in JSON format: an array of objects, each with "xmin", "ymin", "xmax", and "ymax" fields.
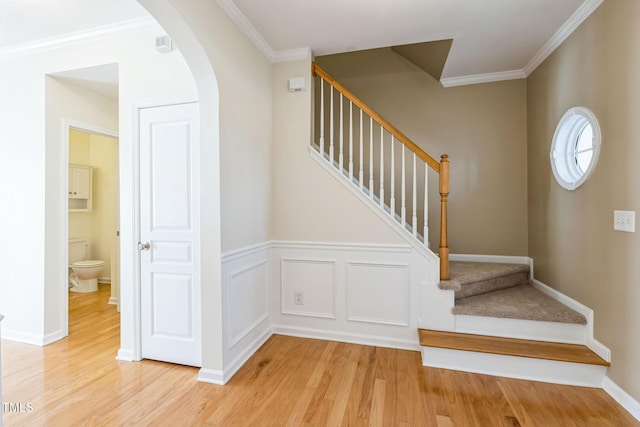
[
  {"xmin": 313, "ymin": 63, "xmax": 441, "ymax": 172},
  {"xmin": 313, "ymin": 62, "xmax": 450, "ymax": 281}
]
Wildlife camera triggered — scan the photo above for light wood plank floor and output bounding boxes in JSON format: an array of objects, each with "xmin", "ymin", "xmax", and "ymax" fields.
[{"xmin": 2, "ymin": 284, "xmax": 638, "ymax": 426}]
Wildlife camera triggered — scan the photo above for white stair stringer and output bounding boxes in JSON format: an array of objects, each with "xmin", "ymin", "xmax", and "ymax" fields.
[{"xmin": 421, "ymin": 346, "xmax": 607, "ymax": 388}]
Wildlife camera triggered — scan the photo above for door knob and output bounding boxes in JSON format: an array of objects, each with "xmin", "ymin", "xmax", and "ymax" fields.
[{"xmin": 138, "ymin": 241, "xmax": 151, "ymax": 251}]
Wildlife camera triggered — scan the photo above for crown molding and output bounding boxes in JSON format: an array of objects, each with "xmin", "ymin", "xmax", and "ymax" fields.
[
  {"xmin": 273, "ymin": 47, "xmax": 311, "ymax": 63},
  {"xmin": 440, "ymin": 69, "xmax": 526, "ymax": 88},
  {"xmin": 215, "ymin": 0, "xmax": 311, "ymax": 63},
  {"xmin": 0, "ymin": 16, "xmax": 158, "ymax": 61},
  {"xmin": 215, "ymin": 0, "xmax": 276, "ymax": 61},
  {"xmin": 523, "ymin": 0, "xmax": 604, "ymax": 76},
  {"xmin": 442, "ymin": 0, "xmax": 604, "ymax": 87}
]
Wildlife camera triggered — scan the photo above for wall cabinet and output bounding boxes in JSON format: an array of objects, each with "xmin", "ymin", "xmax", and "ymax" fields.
[{"xmin": 69, "ymin": 164, "xmax": 93, "ymax": 211}]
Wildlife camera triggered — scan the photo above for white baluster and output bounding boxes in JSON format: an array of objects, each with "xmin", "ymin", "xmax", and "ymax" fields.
[
  {"xmin": 412, "ymin": 153, "xmax": 417, "ymax": 237},
  {"xmin": 390, "ymin": 136, "xmax": 395, "ymax": 218},
  {"xmin": 319, "ymin": 78, "xmax": 324, "ymax": 156},
  {"xmin": 349, "ymin": 102, "xmax": 353, "ymax": 181},
  {"xmin": 359, "ymin": 110, "xmax": 364, "ymax": 190},
  {"xmin": 401, "ymin": 147, "xmax": 406, "ymax": 226},
  {"xmin": 379, "ymin": 127, "xmax": 384, "ymax": 208},
  {"xmin": 329, "ymin": 86, "xmax": 334, "ymax": 161},
  {"xmin": 369, "ymin": 118, "xmax": 374, "ymax": 199},
  {"xmin": 424, "ymin": 162, "xmax": 429, "ymax": 246},
  {"xmin": 339, "ymin": 93, "xmax": 344, "ymax": 171}
]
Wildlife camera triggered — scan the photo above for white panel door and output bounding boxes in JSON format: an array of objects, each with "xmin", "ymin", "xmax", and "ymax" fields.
[{"xmin": 139, "ymin": 102, "xmax": 201, "ymax": 367}]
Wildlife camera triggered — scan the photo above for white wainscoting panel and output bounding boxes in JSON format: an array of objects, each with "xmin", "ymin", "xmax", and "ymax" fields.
[
  {"xmin": 271, "ymin": 241, "xmax": 438, "ymax": 351},
  {"xmin": 281, "ymin": 258, "xmax": 336, "ymax": 319},
  {"xmin": 220, "ymin": 243, "xmax": 272, "ymax": 383},
  {"xmin": 228, "ymin": 260, "xmax": 270, "ymax": 347},
  {"xmin": 346, "ymin": 262, "xmax": 409, "ymax": 326}
]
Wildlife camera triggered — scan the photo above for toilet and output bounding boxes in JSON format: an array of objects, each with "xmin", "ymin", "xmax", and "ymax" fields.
[{"xmin": 68, "ymin": 238, "xmax": 104, "ymax": 293}]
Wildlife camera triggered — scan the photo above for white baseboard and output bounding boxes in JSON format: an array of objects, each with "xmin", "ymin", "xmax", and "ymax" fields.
[
  {"xmin": 213, "ymin": 328, "xmax": 273, "ymax": 385},
  {"xmin": 530, "ymin": 278, "xmax": 610, "ymax": 362},
  {"xmin": 43, "ymin": 330, "xmax": 65, "ymax": 345},
  {"xmin": 422, "ymin": 346, "xmax": 606, "ymax": 388},
  {"xmin": 273, "ymin": 325, "xmax": 420, "ymax": 352},
  {"xmin": 108, "ymin": 297, "xmax": 118, "ymax": 305},
  {"xmin": 603, "ymin": 376, "xmax": 640, "ymax": 422},
  {"xmin": 197, "ymin": 368, "xmax": 225, "ymax": 385},
  {"xmin": 98, "ymin": 277, "xmax": 111, "ymax": 284},
  {"xmin": 116, "ymin": 348, "xmax": 136, "ymax": 362},
  {"xmin": 1, "ymin": 329, "xmax": 62, "ymax": 346},
  {"xmin": 1, "ymin": 329, "xmax": 46, "ymax": 346}
]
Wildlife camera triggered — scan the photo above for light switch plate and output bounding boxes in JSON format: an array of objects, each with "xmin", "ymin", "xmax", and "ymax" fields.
[{"xmin": 614, "ymin": 210, "xmax": 635, "ymax": 233}]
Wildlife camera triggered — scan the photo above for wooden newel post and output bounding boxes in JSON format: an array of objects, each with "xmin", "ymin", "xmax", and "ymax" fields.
[{"xmin": 439, "ymin": 154, "xmax": 450, "ymax": 280}]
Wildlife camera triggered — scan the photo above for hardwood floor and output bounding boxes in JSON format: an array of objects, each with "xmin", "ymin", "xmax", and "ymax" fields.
[{"xmin": 2, "ymin": 284, "xmax": 638, "ymax": 426}]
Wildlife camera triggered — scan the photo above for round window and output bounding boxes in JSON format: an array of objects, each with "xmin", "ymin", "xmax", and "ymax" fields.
[{"xmin": 550, "ymin": 107, "xmax": 601, "ymax": 190}]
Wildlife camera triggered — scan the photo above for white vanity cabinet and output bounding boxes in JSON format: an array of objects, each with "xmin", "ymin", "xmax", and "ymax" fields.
[{"xmin": 68, "ymin": 164, "xmax": 93, "ymax": 211}]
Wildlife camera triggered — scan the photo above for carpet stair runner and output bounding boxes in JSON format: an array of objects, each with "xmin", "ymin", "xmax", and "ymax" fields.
[{"xmin": 439, "ymin": 261, "xmax": 586, "ymax": 324}]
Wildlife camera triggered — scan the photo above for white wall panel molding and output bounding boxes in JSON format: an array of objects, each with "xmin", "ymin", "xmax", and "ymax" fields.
[
  {"xmin": 271, "ymin": 240, "xmax": 412, "ymax": 253},
  {"xmin": 280, "ymin": 258, "xmax": 336, "ymax": 319},
  {"xmin": 227, "ymin": 260, "xmax": 270, "ymax": 348},
  {"xmin": 346, "ymin": 261, "xmax": 410, "ymax": 326},
  {"xmin": 271, "ymin": 240, "xmax": 437, "ymax": 350},
  {"xmin": 218, "ymin": 240, "xmax": 439, "ymax": 383},
  {"xmin": 222, "ymin": 241, "xmax": 272, "ymax": 263},
  {"xmin": 221, "ymin": 244, "xmax": 272, "ymax": 381}
]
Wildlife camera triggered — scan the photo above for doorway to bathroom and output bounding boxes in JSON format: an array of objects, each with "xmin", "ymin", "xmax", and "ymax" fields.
[
  {"xmin": 49, "ymin": 64, "xmax": 121, "ymax": 340},
  {"xmin": 65, "ymin": 123, "xmax": 120, "ymax": 338},
  {"xmin": 67, "ymin": 126, "xmax": 120, "ymax": 305}
]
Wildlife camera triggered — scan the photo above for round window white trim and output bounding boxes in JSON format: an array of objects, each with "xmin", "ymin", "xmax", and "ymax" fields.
[{"xmin": 550, "ymin": 107, "xmax": 601, "ymax": 190}]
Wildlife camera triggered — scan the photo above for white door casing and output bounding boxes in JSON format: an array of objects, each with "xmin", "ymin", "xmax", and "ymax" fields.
[{"xmin": 139, "ymin": 102, "xmax": 201, "ymax": 367}]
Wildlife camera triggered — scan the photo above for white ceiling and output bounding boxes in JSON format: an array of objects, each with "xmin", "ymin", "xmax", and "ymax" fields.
[
  {"xmin": 228, "ymin": 0, "xmax": 600, "ymax": 84},
  {"xmin": 0, "ymin": 0, "xmax": 150, "ymax": 47},
  {"xmin": 0, "ymin": 0, "xmax": 603, "ymax": 86}
]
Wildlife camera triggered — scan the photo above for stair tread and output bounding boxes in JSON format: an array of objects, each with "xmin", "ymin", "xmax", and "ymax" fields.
[
  {"xmin": 419, "ymin": 329, "xmax": 609, "ymax": 366},
  {"xmin": 452, "ymin": 283, "xmax": 587, "ymax": 324},
  {"xmin": 439, "ymin": 261, "xmax": 529, "ymax": 292}
]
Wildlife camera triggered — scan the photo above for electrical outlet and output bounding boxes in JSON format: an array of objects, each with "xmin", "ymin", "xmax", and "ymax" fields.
[
  {"xmin": 294, "ymin": 291, "xmax": 304, "ymax": 305},
  {"xmin": 614, "ymin": 210, "xmax": 635, "ymax": 233}
]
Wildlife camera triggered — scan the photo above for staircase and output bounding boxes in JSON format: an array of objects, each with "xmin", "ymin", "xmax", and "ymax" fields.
[
  {"xmin": 422, "ymin": 260, "xmax": 608, "ymax": 386},
  {"xmin": 311, "ymin": 63, "xmax": 609, "ymax": 387}
]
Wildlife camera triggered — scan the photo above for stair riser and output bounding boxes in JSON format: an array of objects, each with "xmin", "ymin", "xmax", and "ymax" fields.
[
  {"xmin": 455, "ymin": 272, "xmax": 528, "ymax": 300},
  {"xmin": 422, "ymin": 347, "xmax": 606, "ymax": 387},
  {"xmin": 454, "ymin": 314, "xmax": 587, "ymax": 344}
]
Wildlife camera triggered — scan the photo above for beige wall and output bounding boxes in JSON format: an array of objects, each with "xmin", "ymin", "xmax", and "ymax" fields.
[
  {"xmin": 527, "ymin": 0, "xmax": 640, "ymax": 400},
  {"xmin": 316, "ymin": 50, "xmax": 528, "ymax": 255},
  {"xmin": 270, "ymin": 57, "xmax": 405, "ymax": 244}
]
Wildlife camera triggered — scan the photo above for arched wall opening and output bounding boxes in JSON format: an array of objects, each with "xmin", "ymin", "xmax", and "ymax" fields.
[{"xmin": 133, "ymin": 0, "xmax": 223, "ymax": 373}]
